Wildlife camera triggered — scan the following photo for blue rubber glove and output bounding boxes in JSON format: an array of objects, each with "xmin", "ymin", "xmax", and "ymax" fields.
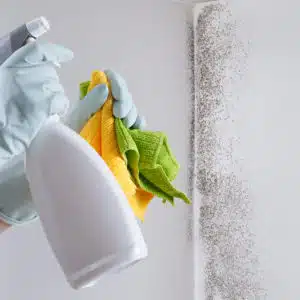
[{"xmin": 0, "ymin": 41, "xmax": 73, "ymax": 167}]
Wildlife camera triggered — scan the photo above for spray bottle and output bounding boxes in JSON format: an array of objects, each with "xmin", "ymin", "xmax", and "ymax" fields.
[{"xmin": 1, "ymin": 17, "xmax": 148, "ymax": 289}]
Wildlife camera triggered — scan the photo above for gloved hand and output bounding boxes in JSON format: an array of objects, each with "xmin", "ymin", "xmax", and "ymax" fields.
[
  {"xmin": 0, "ymin": 41, "xmax": 146, "ymax": 226},
  {"xmin": 67, "ymin": 69, "xmax": 146, "ymax": 132},
  {"xmin": 0, "ymin": 41, "xmax": 73, "ymax": 167}
]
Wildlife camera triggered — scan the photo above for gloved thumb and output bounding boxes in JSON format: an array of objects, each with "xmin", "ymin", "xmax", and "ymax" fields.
[
  {"xmin": 3, "ymin": 41, "xmax": 73, "ymax": 68},
  {"xmin": 67, "ymin": 84, "xmax": 109, "ymax": 132}
]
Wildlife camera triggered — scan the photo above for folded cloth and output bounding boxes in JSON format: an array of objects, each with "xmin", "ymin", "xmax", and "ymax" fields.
[
  {"xmin": 80, "ymin": 71, "xmax": 153, "ymax": 221},
  {"xmin": 115, "ymin": 119, "xmax": 190, "ymax": 205}
]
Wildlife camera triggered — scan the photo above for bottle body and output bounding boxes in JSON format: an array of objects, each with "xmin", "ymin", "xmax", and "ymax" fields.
[{"xmin": 25, "ymin": 117, "xmax": 147, "ymax": 289}]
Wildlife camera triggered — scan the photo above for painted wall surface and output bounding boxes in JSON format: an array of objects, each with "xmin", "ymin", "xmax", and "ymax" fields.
[
  {"xmin": 0, "ymin": 1, "xmax": 193, "ymax": 300},
  {"xmin": 230, "ymin": 1, "xmax": 300, "ymax": 298},
  {"xmin": 190, "ymin": 1, "xmax": 300, "ymax": 298}
]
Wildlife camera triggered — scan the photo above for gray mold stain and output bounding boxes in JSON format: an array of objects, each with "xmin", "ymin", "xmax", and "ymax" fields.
[{"xmin": 191, "ymin": 3, "xmax": 266, "ymax": 299}]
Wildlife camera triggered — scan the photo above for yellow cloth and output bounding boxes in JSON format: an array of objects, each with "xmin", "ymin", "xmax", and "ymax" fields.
[{"xmin": 80, "ymin": 71, "xmax": 153, "ymax": 221}]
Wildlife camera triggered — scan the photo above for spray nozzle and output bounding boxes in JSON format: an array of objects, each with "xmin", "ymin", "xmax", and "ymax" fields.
[{"xmin": 26, "ymin": 17, "xmax": 50, "ymax": 39}]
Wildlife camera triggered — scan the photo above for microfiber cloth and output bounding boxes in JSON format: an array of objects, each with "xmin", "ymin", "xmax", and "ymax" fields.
[
  {"xmin": 115, "ymin": 118, "xmax": 190, "ymax": 205},
  {"xmin": 79, "ymin": 71, "xmax": 154, "ymax": 221}
]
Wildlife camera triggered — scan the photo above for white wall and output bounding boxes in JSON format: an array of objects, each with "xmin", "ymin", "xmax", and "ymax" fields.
[
  {"xmin": 0, "ymin": 1, "xmax": 193, "ymax": 299},
  {"xmin": 230, "ymin": 1, "xmax": 300, "ymax": 298}
]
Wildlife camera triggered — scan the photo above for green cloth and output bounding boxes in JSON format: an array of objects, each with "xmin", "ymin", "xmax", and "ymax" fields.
[
  {"xmin": 115, "ymin": 118, "xmax": 190, "ymax": 205},
  {"xmin": 80, "ymin": 81, "xmax": 91, "ymax": 100}
]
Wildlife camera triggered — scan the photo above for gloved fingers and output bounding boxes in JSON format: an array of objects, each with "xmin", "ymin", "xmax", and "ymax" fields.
[
  {"xmin": 14, "ymin": 60, "xmax": 69, "ymax": 116},
  {"xmin": 29, "ymin": 42, "xmax": 74, "ymax": 66},
  {"xmin": 82, "ymin": 84, "xmax": 109, "ymax": 112},
  {"xmin": 15, "ymin": 64, "xmax": 60, "ymax": 91},
  {"xmin": 68, "ymin": 84, "xmax": 108, "ymax": 132},
  {"xmin": 15, "ymin": 68, "xmax": 65, "ymax": 106},
  {"xmin": 104, "ymin": 69, "xmax": 147, "ymax": 129},
  {"xmin": 48, "ymin": 88, "xmax": 70, "ymax": 116},
  {"xmin": 122, "ymin": 105, "xmax": 138, "ymax": 128},
  {"xmin": 105, "ymin": 69, "xmax": 134, "ymax": 117},
  {"xmin": 131, "ymin": 115, "xmax": 147, "ymax": 130},
  {"xmin": 15, "ymin": 78, "xmax": 68, "ymax": 122},
  {"xmin": 3, "ymin": 41, "xmax": 73, "ymax": 68},
  {"xmin": 113, "ymin": 95, "xmax": 133, "ymax": 119},
  {"xmin": 104, "ymin": 69, "xmax": 130, "ymax": 101}
]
